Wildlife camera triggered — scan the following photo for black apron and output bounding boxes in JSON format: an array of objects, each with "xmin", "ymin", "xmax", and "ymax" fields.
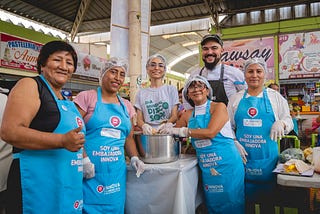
[{"xmin": 200, "ymin": 64, "xmax": 228, "ymax": 106}]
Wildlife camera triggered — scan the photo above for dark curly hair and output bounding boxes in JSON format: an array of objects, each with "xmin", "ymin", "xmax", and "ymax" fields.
[{"xmin": 36, "ymin": 41, "xmax": 78, "ymax": 74}]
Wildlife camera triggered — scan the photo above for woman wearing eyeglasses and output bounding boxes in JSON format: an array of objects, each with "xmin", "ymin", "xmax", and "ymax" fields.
[
  {"xmin": 135, "ymin": 54, "xmax": 179, "ymax": 134},
  {"xmin": 160, "ymin": 75, "xmax": 245, "ymax": 214},
  {"xmin": 227, "ymin": 58, "xmax": 293, "ymax": 214}
]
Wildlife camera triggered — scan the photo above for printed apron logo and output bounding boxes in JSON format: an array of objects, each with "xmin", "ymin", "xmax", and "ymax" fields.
[
  {"xmin": 110, "ymin": 116, "xmax": 121, "ymax": 128},
  {"xmin": 205, "ymin": 184, "xmax": 209, "ymax": 190},
  {"xmin": 76, "ymin": 116, "xmax": 83, "ymax": 127},
  {"xmin": 97, "ymin": 185, "xmax": 104, "ymax": 193},
  {"xmin": 247, "ymin": 107, "xmax": 258, "ymax": 118},
  {"xmin": 73, "ymin": 200, "xmax": 83, "ymax": 210}
]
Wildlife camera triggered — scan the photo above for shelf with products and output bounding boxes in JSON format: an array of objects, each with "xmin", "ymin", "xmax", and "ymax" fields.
[{"xmin": 280, "ymin": 80, "xmax": 320, "ymax": 113}]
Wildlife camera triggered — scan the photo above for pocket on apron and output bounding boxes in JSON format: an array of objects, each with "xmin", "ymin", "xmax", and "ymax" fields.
[
  {"xmin": 245, "ymin": 158, "xmax": 277, "ymax": 182},
  {"xmin": 83, "ymin": 170, "xmax": 126, "ymax": 205}
]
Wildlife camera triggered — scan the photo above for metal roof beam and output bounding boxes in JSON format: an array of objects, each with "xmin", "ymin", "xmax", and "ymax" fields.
[
  {"xmin": 70, "ymin": 0, "xmax": 91, "ymax": 42},
  {"xmin": 151, "ymin": 2, "xmax": 205, "ymax": 14},
  {"xmin": 203, "ymin": 0, "xmax": 222, "ymax": 32}
]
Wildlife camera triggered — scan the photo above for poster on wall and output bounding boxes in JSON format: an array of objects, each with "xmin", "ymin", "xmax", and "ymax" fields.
[
  {"xmin": 0, "ymin": 33, "xmax": 42, "ymax": 73},
  {"xmin": 72, "ymin": 51, "xmax": 106, "ymax": 82},
  {"xmin": 279, "ymin": 31, "xmax": 320, "ymax": 79},
  {"xmin": 222, "ymin": 37, "xmax": 275, "ymax": 81}
]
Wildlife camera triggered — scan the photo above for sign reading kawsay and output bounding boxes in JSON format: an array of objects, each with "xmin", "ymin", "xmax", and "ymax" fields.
[{"xmin": 222, "ymin": 37, "xmax": 275, "ymax": 81}]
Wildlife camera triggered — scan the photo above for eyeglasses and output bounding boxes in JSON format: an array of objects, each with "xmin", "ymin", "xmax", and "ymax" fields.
[
  {"xmin": 149, "ymin": 62, "xmax": 165, "ymax": 68},
  {"xmin": 188, "ymin": 83, "xmax": 206, "ymax": 92}
]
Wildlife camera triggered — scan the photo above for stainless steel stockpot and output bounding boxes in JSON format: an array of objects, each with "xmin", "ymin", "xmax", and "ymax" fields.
[{"xmin": 134, "ymin": 134, "xmax": 180, "ymax": 164}]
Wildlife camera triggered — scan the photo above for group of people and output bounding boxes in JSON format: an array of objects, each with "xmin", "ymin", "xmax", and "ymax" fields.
[
  {"xmin": 0, "ymin": 33, "xmax": 293, "ymax": 214},
  {"xmin": 0, "ymin": 41, "xmax": 144, "ymax": 214},
  {"xmin": 160, "ymin": 34, "xmax": 293, "ymax": 214}
]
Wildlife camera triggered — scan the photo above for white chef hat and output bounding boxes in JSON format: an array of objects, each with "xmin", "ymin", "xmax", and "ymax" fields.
[
  {"xmin": 243, "ymin": 58, "xmax": 267, "ymax": 73},
  {"xmin": 183, "ymin": 75, "xmax": 213, "ymax": 107},
  {"xmin": 99, "ymin": 57, "xmax": 128, "ymax": 85}
]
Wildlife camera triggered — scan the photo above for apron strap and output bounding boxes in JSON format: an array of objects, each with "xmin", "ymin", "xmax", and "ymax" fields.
[
  {"xmin": 13, "ymin": 153, "xmax": 20, "ymax": 159},
  {"xmin": 219, "ymin": 64, "xmax": 224, "ymax": 81},
  {"xmin": 263, "ymin": 88, "xmax": 272, "ymax": 113},
  {"xmin": 199, "ymin": 67, "xmax": 205, "ymax": 76}
]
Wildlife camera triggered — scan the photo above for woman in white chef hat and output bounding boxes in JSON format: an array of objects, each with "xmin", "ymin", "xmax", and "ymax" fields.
[
  {"xmin": 74, "ymin": 57, "xmax": 145, "ymax": 213},
  {"xmin": 227, "ymin": 58, "xmax": 293, "ymax": 214},
  {"xmin": 161, "ymin": 75, "xmax": 245, "ymax": 213}
]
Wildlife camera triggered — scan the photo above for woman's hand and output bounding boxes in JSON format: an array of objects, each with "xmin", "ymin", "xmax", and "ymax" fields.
[
  {"xmin": 142, "ymin": 124, "xmax": 153, "ymax": 135},
  {"xmin": 130, "ymin": 156, "xmax": 145, "ymax": 178},
  {"xmin": 61, "ymin": 126, "xmax": 85, "ymax": 152}
]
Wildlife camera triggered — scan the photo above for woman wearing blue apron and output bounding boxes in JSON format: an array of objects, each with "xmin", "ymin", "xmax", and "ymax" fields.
[
  {"xmin": 2, "ymin": 41, "xmax": 86, "ymax": 214},
  {"xmin": 227, "ymin": 58, "xmax": 293, "ymax": 214},
  {"xmin": 160, "ymin": 75, "xmax": 245, "ymax": 214},
  {"xmin": 74, "ymin": 57, "xmax": 145, "ymax": 213}
]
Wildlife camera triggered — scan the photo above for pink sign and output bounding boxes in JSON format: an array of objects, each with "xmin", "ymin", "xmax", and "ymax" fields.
[
  {"xmin": 222, "ymin": 37, "xmax": 275, "ymax": 81},
  {"xmin": 0, "ymin": 33, "xmax": 42, "ymax": 72}
]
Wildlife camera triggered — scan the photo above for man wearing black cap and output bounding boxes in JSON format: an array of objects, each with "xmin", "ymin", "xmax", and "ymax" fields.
[{"xmin": 185, "ymin": 34, "xmax": 246, "ymax": 107}]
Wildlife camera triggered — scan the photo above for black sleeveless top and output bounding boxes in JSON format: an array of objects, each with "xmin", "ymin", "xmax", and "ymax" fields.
[{"xmin": 13, "ymin": 76, "xmax": 60, "ymax": 153}]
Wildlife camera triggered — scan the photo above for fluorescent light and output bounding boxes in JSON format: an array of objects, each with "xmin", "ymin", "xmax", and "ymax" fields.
[
  {"xmin": 182, "ymin": 41, "xmax": 199, "ymax": 47},
  {"xmin": 162, "ymin": 32, "xmax": 197, "ymax": 39},
  {"xmin": 168, "ymin": 50, "xmax": 199, "ymax": 68}
]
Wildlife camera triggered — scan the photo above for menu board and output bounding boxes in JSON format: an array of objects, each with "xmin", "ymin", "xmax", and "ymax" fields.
[{"xmin": 279, "ymin": 31, "xmax": 320, "ymax": 79}]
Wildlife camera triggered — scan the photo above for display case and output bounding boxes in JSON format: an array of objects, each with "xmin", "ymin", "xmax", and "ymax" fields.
[{"xmin": 280, "ymin": 80, "xmax": 320, "ymax": 114}]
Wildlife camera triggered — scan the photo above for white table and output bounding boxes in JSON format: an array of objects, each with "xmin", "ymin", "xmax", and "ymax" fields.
[
  {"xmin": 277, "ymin": 172, "xmax": 320, "ymax": 188},
  {"xmin": 277, "ymin": 172, "xmax": 320, "ymax": 213},
  {"xmin": 125, "ymin": 154, "xmax": 203, "ymax": 214}
]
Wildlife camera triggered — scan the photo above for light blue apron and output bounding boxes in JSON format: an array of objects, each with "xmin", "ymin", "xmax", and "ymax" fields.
[
  {"xmin": 83, "ymin": 87, "xmax": 131, "ymax": 214},
  {"xmin": 17, "ymin": 75, "xmax": 85, "ymax": 213},
  {"xmin": 234, "ymin": 89, "xmax": 278, "ymax": 201},
  {"xmin": 189, "ymin": 100, "xmax": 244, "ymax": 214}
]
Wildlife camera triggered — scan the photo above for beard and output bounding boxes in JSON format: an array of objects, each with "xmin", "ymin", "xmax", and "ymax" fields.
[{"xmin": 203, "ymin": 54, "xmax": 220, "ymax": 70}]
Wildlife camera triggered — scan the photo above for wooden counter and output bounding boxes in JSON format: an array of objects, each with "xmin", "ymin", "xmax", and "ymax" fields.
[{"xmin": 300, "ymin": 112, "xmax": 320, "ymax": 115}]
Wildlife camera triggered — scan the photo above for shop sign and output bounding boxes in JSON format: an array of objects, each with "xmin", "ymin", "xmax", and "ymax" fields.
[
  {"xmin": 0, "ymin": 33, "xmax": 42, "ymax": 72},
  {"xmin": 279, "ymin": 31, "xmax": 320, "ymax": 79},
  {"xmin": 222, "ymin": 37, "xmax": 275, "ymax": 81},
  {"xmin": 72, "ymin": 51, "xmax": 107, "ymax": 82}
]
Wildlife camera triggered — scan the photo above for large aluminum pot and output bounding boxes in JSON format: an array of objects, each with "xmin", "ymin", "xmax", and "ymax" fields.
[{"xmin": 134, "ymin": 133, "xmax": 180, "ymax": 164}]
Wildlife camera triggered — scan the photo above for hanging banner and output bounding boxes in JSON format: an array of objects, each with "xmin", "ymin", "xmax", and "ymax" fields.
[
  {"xmin": 222, "ymin": 37, "xmax": 275, "ymax": 81},
  {"xmin": 71, "ymin": 50, "xmax": 105, "ymax": 82},
  {"xmin": 279, "ymin": 31, "xmax": 320, "ymax": 79},
  {"xmin": 0, "ymin": 33, "xmax": 42, "ymax": 72}
]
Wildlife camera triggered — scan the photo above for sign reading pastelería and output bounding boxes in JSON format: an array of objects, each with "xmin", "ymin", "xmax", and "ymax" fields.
[{"xmin": 0, "ymin": 33, "xmax": 42, "ymax": 72}]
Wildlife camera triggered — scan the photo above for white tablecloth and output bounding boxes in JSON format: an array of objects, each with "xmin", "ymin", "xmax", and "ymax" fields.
[
  {"xmin": 277, "ymin": 172, "xmax": 320, "ymax": 188},
  {"xmin": 125, "ymin": 154, "xmax": 203, "ymax": 214}
]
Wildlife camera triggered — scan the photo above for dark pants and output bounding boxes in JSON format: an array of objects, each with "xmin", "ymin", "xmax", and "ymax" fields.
[
  {"xmin": 6, "ymin": 160, "xmax": 22, "ymax": 214},
  {"xmin": 245, "ymin": 180, "xmax": 277, "ymax": 214},
  {"xmin": 0, "ymin": 190, "xmax": 8, "ymax": 214}
]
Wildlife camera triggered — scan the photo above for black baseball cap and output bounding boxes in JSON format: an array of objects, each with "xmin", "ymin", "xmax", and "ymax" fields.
[{"xmin": 201, "ymin": 34, "xmax": 223, "ymax": 47}]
